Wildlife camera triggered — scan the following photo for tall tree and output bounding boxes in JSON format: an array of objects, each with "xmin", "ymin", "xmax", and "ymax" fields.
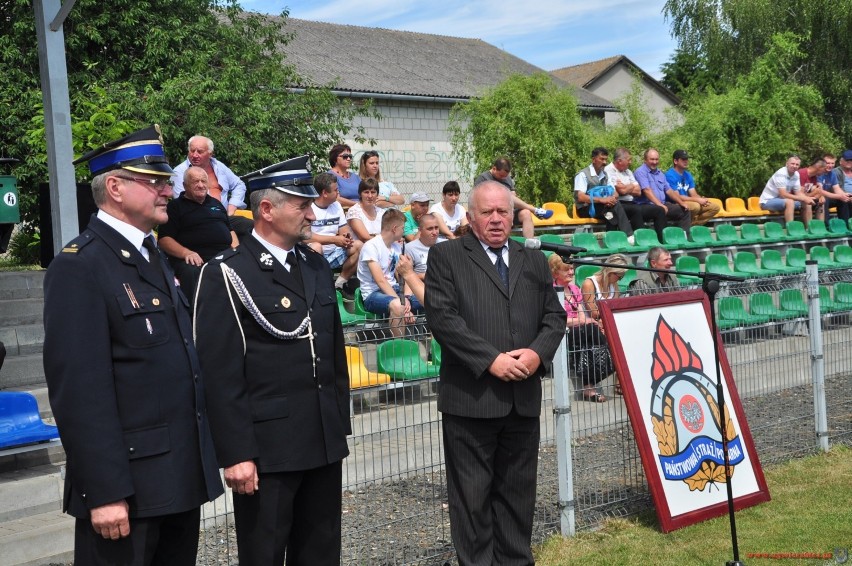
[
  {"xmin": 664, "ymin": 0, "xmax": 852, "ymax": 142},
  {"xmin": 448, "ymin": 73, "xmax": 588, "ymax": 206},
  {"xmin": 0, "ymin": 0, "xmax": 374, "ymax": 225}
]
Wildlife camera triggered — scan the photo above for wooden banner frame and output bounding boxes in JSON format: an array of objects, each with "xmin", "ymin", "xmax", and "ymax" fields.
[{"xmin": 597, "ymin": 289, "xmax": 770, "ymax": 532}]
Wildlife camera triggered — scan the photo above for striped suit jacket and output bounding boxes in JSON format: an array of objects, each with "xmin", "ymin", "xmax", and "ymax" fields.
[{"xmin": 424, "ymin": 232, "xmax": 565, "ymax": 418}]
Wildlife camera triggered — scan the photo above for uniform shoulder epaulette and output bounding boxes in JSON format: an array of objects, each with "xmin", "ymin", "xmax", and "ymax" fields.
[
  {"xmin": 59, "ymin": 232, "xmax": 94, "ymax": 254},
  {"xmin": 299, "ymin": 242, "xmax": 320, "ymax": 255},
  {"xmin": 210, "ymin": 246, "xmax": 240, "ymax": 263}
]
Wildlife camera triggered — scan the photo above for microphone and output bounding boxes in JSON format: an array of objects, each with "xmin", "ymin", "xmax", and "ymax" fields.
[{"xmin": 524, "ymin": 238, "xmax": 586, "ymax": 256}]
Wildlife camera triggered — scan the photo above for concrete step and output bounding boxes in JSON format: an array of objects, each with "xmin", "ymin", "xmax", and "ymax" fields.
[
  {"xmin": 0, "ymin": 298, "xmax": 44, "ymax": 327},
  {"xmin": 0, "ymin": 464, "xmax": 64, "ymax": 523},
  {"xmin": 0, "ymin": 510, "xmax": 74, "ymax": 566},
  {"xmin": 0, "ymin": 324, "xmax": 44, "ymax": 357},
  {"xmin": 0, "ymin": 353, "xmax": 46, "ymax": 390},
  {"xmin": 0, "ymin": 441, "xmax": 65, "ymax": 474},
  {"xmin": 0, "ymin": 271, "xmax": 45, "ymax": 300}
]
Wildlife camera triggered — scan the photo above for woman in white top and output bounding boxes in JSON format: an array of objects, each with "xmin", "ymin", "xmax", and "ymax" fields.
[
  {"xmin": 581, "ymin": 253, "xmax": 630, "ymax": 321},
  {"xmin": 346, "ymin": 178, "xmax": 385, "ymax": 241},
  {"xmin": 358, "ymin": 151, "xmax": 404, "ymax": 208},
  {"xmin": 429, "ymin": 181, "xmax": 468, "ymax": 242}
]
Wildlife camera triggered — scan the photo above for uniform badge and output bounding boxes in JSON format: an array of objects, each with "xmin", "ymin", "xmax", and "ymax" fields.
[
  {"xmin": 152, "ymin": 297, "xmax": 160, "ymax": 306},
  {"xmin": 121, "ymin": 249, "xmax": 131, "ymax": 258},
  {"xmin": 281, "ymin": 296, "xmax": 291, "ymax": 308},
  {"xmin": 61, "ymin": 243, "xmax": 79, "ymax": 253},
  {"xmin": 260, "ymin": 252, "xmax": 273, "ymax": 266}
]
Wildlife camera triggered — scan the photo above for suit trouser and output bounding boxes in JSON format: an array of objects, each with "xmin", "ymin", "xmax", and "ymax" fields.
[
  {"xmin": 74, "ymin": 507, "xmax": 200, "ymax": 566},
  {"xmin": 442, "ymin": 409, "xmax": 539, "ymax": 566},
  {"xmin": 575, "ymin": 203, "xmax": 633, "ymax": 234},
  {"xmin": 233, "ymin": 461, "xmax": 343, "ymax": 566},
  {"xmin": 619, "ymin": 202, "xmax": 668, "ymax": 240}
]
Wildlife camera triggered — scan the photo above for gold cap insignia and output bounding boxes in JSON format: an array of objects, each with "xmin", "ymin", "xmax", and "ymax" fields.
[
  {"xmin": 281, "ymin": 296, "xmax": 291, "ymax": 308},
  {"xmin": 152, "ymin": 297, "xmax": 160, "ymax": 306}
]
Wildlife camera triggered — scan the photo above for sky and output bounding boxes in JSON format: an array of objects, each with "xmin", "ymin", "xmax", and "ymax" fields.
[{"xmin": 241, "ymin": 0, "xmax": 679, "ymax": 79}]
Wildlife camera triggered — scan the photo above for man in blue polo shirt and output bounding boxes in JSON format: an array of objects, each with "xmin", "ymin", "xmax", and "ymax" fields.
[
  {"xmin": 634, "ymin": 148, "xmax": 691, "ymax": 236},
  {"xmin": 664, "ymin": 150, "xmax": 720, "ymax": 225}
]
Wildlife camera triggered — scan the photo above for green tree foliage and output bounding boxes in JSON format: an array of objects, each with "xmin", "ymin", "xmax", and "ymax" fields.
[
  {"xmin": 672, "ymin": 34, "xmax": 839, "ymax": 198},
  {"xmin": 0, "ymin": 0, "xmax": 375, "ymax": 225},
  {"xmin": 448, "ymin": 73, "xmax": 588, "ymax": 205},
  {"xmin": 588, "ymin": 79, "xmax": 662, "ymax": 156},
  {"xmin": 660, "ymin": 48, "xmax": 714, "ymax": 100},
  {"xmin": 664, "ymin": 0, "xmax": 852, "ymax": 142}
]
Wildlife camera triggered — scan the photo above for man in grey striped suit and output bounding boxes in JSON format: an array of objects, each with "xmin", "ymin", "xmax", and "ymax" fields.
[{"xmin": 424, "ymin": 181, "xmax": 565, "ymax": 565}]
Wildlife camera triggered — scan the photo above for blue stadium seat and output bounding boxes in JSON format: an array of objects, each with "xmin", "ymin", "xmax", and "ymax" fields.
[{"xmin": 0, "ymin": 392, "xmax": 60, "ymax": 450}]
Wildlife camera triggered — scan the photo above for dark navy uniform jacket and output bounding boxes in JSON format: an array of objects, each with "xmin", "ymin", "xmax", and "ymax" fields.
[
  {"xmin": 194, "ymin": 235, "xmax": 351, "ymax": 473},
  {"xmin": 43, "ymin": 215, "xmax": 224, "ymax": 519}
]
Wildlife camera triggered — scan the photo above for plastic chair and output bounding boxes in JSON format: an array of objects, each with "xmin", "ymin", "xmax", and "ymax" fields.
[
  {"xmin": 747, "ymin": 196, "xmax": 771, "ymax": 215},
  {"xmin": 719, "ymin": 296, "xmax": 771, "ymax": 325},
  {"xmin": 233, "ymin": 209, "xmax": 254, "ymax": 220},
  {"xmin": 376, "ymin": 339, "xmax": 440, "ymax": 381},
  {"xmin": 346, "ymin": 346, "xmax": 391, "ymax": 389},
  {"xmin": 618, "ymin": 269, "xmax": 636, "ymax": 293},
  {"xmin": 570, "ymin": 232, "xmax": 601, "ymax": 256},
  {"xmin": 785, "ymin": 248, "xmax": 808, "ymax": 271},
  {"xmin": 709, "ymin": 197, "xmax": 737, "ymax": 217},
  {"xmin": 690, "ymin": 225, "xmax": 719, "ymax": 247},
  {"xmin": 760, "ymin": 249, "xmax": 803, "ymax": 275},
  {"xmin": 337, "ymin": 291, "xmax": 365, "ymax": 326},
  {"xmin": 354, "ymin": 288, "xmax": 378, "ymax": 321},
  {"xmin": 819, "ymin": 286, "xmax": 846, "ymax": 314},
  {"xmin": 715, "ymin": 224, "xmax": 743, "ymax": 246},
  {"xmin": 725, "ymin": 197, "xmax": 763, "ymax": 216},
  {"xmin": 532, "ymin": 204, "xmax": 558, "ymax": 226},
  {"xmin": 749, "ymin": 293, "xmax": 801, "ymax": 320},
  {"xmin": 663, "ymin": 226, "xmax": 702, "ymax": 249},
  {"xmin": 834, "ymin": 282, "xmax": 852, "ymax": 306},
  {"xmin": 810, "ymin": 246, "xmax": 844, "ymax": 269},
  {"xmin": 541, "ymin": 202, "xmax": 577, "ymax": 225},
  {"xmin": 430, "ymin": 339, "xmax": 442, "ymax": 367},
  {"xmin": 734, "ymin": 251, "xmax": 778, "ymax": 278},
  {"xmin": 833, "ymin": 244, "xmax": 852, "ymax": 266},
  {"xmin": 675, "ymin": 255, "xmax": 702, "ymax": 285},
  {"xmin": 705, "ymin": 254, "xmax": 737, "ymax": 277},
  {"xmin": 779, "ymin": 289, "xmax": 809, "ymax": 316},
  {"xmin": 785, "ymin": 220, "xmax": 810, "ymax": 241},
  {"xmin": 0, "ymin": 392, "xmax": 60, "ymax": 450},
  {"xmin": 574, "ymin": 265, "xmax": 598, "ymax": 288},
  {"xmin": 604, "ymin": 230, "xmax": 645, "ymax": 252},
  {"xmin": 634, "ymin": 228, "xmax": 666, "ymax": 250},
  {"xmin": 828, "ymin": 218, "xmax": 851, "ymax": 236},
  {"xmin": 738, "ymin": 223, "xmax": 767, "ymax": 244},
  {"xmin": 572, "ymin": 204, "xmax": 602, "ymax": 224},
  {"xmin": 763, "ymin": 221, "xmax": 794, "ymax": 242},
  {"xmin": 807, "ymin": 220, "xmax": 830, "ymax": 240}
]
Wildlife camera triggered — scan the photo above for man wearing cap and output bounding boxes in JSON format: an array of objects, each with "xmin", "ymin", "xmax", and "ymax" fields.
[
  {"xmin": 43, "ymin": 125, "xmax": 223, "ymax": 564},
  {"xmin": 634, "ymin": 148, "xmax": 692, "ymax": 234},
  {"xmin": 404, "ymin": 192, "xmax": 432, "ymax": 242},
  {"xmin": 475, "ymin": 157, "xmax": 554, "ymax": 238},
  {"xmin": 664, "ymin": 150, "xmax": 720, "ymax": 225},
  {"xmin": 194, "ymin": 156, "xmax": 351, "ymax": 565},
  {"xmin": 307, "ymin": 172, "xmax": 362, "ymax": 299}
]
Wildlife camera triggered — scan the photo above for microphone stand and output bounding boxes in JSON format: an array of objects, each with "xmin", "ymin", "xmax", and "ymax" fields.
[{"xmin": 565, "ymin": 253, "xmax": 747, "ymax": 566}]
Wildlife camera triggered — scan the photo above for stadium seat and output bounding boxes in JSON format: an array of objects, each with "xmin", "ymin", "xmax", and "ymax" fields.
[
  {"xmin": 354, "ymin": 289, "xmax": 378, "ymax": 320},
  {"xmin": 705, "ymin": 254, "xmax": 738, "ymax": 277},
  {"xmin": 828, "ymin": 218, "xmax": 851, "ymax": 236},
  {"xmin": 709, "ymin": 197, "xmax": 738, "ymax": 218},
  {"xmin": 749, "ymin": 292, "xmax": 801, "ymax": 320},
  {"xmin": 0, "ymin": 392, "xmax": 60, "ymax": 450},
  {"xmin": 604, "ymin": 230, "xmax": 645, "ymax": 253},
  {"xmin": 634, "ymin": 228, "xmax": 667, "ymax": 250},
  {"xmin": 430, "ymin": 339, "xmax": 442, "ymax": 367},
  {"xmin": 338, "ymin": 291, "xmax": 365, "ymax": 326},
  {"xmin": 779, "ymin": 289, "xmax": 809, "ymax": 316},
  {"xmin": 618, "ymin": 269, "xmax": 637, "ymax": 293},
  {"xmin": 690, "ymin": 225, "xmax": 720, "ymax": 247},
  {"xmin": 719, "ymin": 296, "xmax": 772, "ymax": 325},
  {"xmin": 675, "ymin": 255, "xmax": 702, "ymax": 285},
  {"xmin": 233, "ymin": 209, "xmax": 253, "ymax": 220},
  {"xmin": 734, "ymin": 251, "xmax": 778, "ymax": 278},
  {"xmin": 785, "ymin": 248, "xmax": 808, "ymax": 271},
  {"xmin": 747, "ymin": 196, "xmax": 771, "ymax": 216},
  {"xmin": 819, "ymin": 286, "xmax": 846, "ymax": 314},
  {"xmin": 574, "ymin": 265, "xmax": 598, "ymax": 287},
  {"xmin": 572, "ymin": 204, "xmax": 602, "ymax": 224},
  {"xmin": 833, "ymin": 244, "xmax": 852, "ymax": 266},
  {"xmin": 346, "ymin": 346, "xmax": 391, "ymax": 389},
  {"xmin": 810, "ymin": 246, "xmax": 844, "ymax": 269},
  {"xmin": 715, "ymin": 224, "xmax": 744, "ymax": 246},
  {"xmin": 541, "ymin": 202, "xmax": 578, "ymax": 225},
  {"xmin": 785, "ymin": 220, "xmax": 811, "ymax": 240},
  {"xmin": 834, "ymin": 282, "xmax": 852, "ymax": 306},
  {"xmin": 568, "ymin": 232, "xmax": 601, "ymax": 256},
  {"xmin": 738, "ymin": 223, "xmax": 768, "ymax": 244},
  {"xmin": 376, "ymin": 339, "xmax": 440, "ymax": 381},
  {"xmin": 807, "ymin": 220, "xmax": 830, "ymax": 240},
  {"xmin": 725, "ymin": 197, "xmax": 763, "ymax": 217},
  {"xmin": 663, "ymin": 226, "xmax": 703, "ymax": 249},
  {"xmin": 763, "ymin": 221, "xmax": 795, "ymax": 242},
  {"xmin": 760, "ymin": 249, "xmax": 804, "ymax": 275}
]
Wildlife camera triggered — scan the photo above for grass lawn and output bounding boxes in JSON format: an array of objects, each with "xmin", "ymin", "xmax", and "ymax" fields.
[{"xmin": 536, "ymin": 446, "xmax": 850, "ymax": 565}]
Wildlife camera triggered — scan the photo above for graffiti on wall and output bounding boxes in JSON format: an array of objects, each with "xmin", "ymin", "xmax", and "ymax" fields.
[{"xmin": 351, "ymin": 147, "xmax": 465, "ymax": 184}]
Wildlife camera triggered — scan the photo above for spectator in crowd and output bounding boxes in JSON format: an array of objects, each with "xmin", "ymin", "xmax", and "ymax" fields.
[
  {"xmin": 604, "ymin": 147, "xmax": 668, "ymax": 239},
  {"xmin": 628, "ymin": 246, "xmax": 679, "ymax": 295},
  {"xmin": 358, "ymin": 150, "xmax": 404, "ymax": 207},
  {"xmin": 549, "ymin": 255, "xmax": 612, "ymax": 402},
  {"xmin": 328, "ymin": 143, "xmax": 360, "ymax": 207},
  {"xmin": 158, "ymin": 166, "xmax": 238, "ymax": 300},
  {"xmin": 759, "ymin": 154, "xmax": 817, "ymax": 224},
  {"xmin": 474, "ymin": 157, "xmax": 553, "ymax": 238},
  {"xmin": 194, "ymin": 155, "xmax": 350, "ymax": 565},
  {"xmin": 44, "ymin": 125, "xmax": 223, "ymax": 564},
  {"xmin": 818, "ymin": 153, "xmax": 852, "ymax": 220},
  {"xmin": 357, "ymin": 208, "xmax": 421, "ymax": 337},
  {"xmin": 396, "ymin": 254, "xmax": 424, "ymax": 305},
  {"xmin": 830, "ymin": 150, "xmax": 852, "ymax": 221},
  {"xmin": 172, "ymin": 135, "xmax": 246, "ymax": 216},
  {"xmin": 664, "ymin": 150, "xmax": 721, "ymax": 225},
  {"xmin": 404, "ymin": 212, "xmax": 440, "ymax": 278},
  {"xmin": 797, "ymin": 157, "xmax": 832, "ymax": 222},
  {"xmin": 580, "ymin": 253, "xmax": 630, "ymax": 322},
  {"xmin": 307, "ymin": 172, "xmax": 362, "ymax": 298},
  {"xmin": 424, "ymin": 181, "xmax": 564, "ymax": 566},
  {"xmin": 430, "ymin": 181, "xmax": 468, "ymax": 242},
  {"xmin": 634, "ymin": 148, "xmax": 691, "ymax": 235},
  {"xmin": 403, "ymin": 192, "xmax": 432, "ymax": 242},
  {"xmin": 346, "ymin": 177, "xmax": 385, "ymax": 241},
  {"xmin": 573, "ymin": 147, "xmax": 635, "ymax": 238}
]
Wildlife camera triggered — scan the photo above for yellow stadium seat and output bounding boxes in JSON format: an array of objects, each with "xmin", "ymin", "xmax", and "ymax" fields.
[
  {"xmin": 233, "ymin": 209, "xmax": 253, "ymax": 220},
  {"xmin": 346, "ymin": 346, "xmax": 391, "ymax": 389},
  {"xmin": 725, "ymin": 197, "xmax": 764, "ymax": 216}
]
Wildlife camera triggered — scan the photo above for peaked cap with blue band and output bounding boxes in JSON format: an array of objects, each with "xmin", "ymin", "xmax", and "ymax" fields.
[
  {"xmin": 241, "ymin": 155, "xmax": 318, "ymax": 198},
  {"xmin": 73, "ymin": 124, "xmax": 174, "ymax": 177}
]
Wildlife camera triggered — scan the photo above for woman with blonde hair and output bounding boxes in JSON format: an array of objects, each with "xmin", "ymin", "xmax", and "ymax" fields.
[{"xmin": 358, "ymin": 150, "xmax": 404, "ymax": 207}]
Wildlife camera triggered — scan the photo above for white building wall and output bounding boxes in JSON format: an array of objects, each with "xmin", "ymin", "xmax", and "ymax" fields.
[{"xmin": 586, "ymin": 65, "xmax": 681, "ymax": 130}]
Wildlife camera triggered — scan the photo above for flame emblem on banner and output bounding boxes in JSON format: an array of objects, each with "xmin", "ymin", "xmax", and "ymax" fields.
[{"xmin": 649, "ymin": 316, "xmax": 743, "ymax": 491}]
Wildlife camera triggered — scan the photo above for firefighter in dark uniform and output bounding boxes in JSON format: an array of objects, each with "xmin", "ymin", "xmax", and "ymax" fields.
[
  {"xmin": 42, "ymin": 125, "xmax": 223, "ymax": 565},
  {"xmin": 194, "ymin": 156, "xmax": 351, "ymax": 566}
]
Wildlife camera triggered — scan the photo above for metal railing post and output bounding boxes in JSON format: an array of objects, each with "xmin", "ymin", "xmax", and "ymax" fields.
[
  {"xmin": 805, "ymin": 261, "xmax": 829, "ymax": 452},
  {"xmin": 552, "ymin": 289, "xmax": 576, "ymax": 536}
]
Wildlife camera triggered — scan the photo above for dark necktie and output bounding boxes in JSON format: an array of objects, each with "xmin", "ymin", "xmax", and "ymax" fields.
[
  {"xmin": 286, "ymin": 251, "xmax": 304, "ymax": 294},
  {"xmin": 142, "ymin": 236, "xmax": 164, "ymax": 282},
  {"xmin": 489, "ymin": 246, "xmax": 509, "ymax": 289}
]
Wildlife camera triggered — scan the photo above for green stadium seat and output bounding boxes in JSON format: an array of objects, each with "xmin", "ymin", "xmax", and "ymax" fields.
[
  {"xmin": 810, "ymin": 246, "xmax": 844, "ymax": 269},
  {"xmin": 377, "ymin": 339, "xmax": 440, "ymax": 381},
  {"xmin": 705, "ymin": 254, "xmax": 737, "ymax": 277},
  {"xmin": 430, "ymin": 339, "xmax": 442, "ymax": 367},
  {"xmin": 734, "ymin": 251, "xmax": 778, "ymax": 278},
  {"xmin": 569, "ymin": 232, "xmax": 602, "ymax": 256},
  {"xmin": 354, "ymin": 288, "xmax": 378, "ymax": 320},
  {"xmin": 574, "ymin": 265, "xmax": 598, "ymax": 287},
  {"xmin": 834, "ymin": 282, "xmax": 852, "ymax": 306},
  {"xmin": 663, "ymin": 226, "xmax": 703, "ymax": 249},
  {"xmin": 763, "ymin": 221, "xmax": 794, "ymax": 242},
  {"xmin": 602, "ymin": 231, "xmax": 641, "ymax": 253},
  {"xmin": 634, "ymin": 228, "xmax": 668, "ymax": 250},
  {"xmin": 760, "ymin": 249, "xmax": 804, "ymax": 275},
  {"xmin": 785, "ymin": 220, "xmax": 811, "ymax": 240},
  {"xmin": 833, "ymin": 244, "xmax": 852, "ymax": 266},
  {"xmin": 738, "ymin": 223, "xmax": 767, "ymax": 244},
  {"xmin": 675, "ymin": 255, "xmax": 702, "ymax": 285},
  {"xmin": 828, "ymin": 218, "xmax": 851, "ymax": 236},
  {"xmin": 819, "ymin": 286, "xmax": 846, "ymax": 314},
  {"xmin": 719, "ymin": 296, "xmax": 772, "ymax": 325},
  {"xmin": 715, "ymin": 224, "xmax": 744, "ymax": 246},
  {"xmin": 510, "ymin": 236, "xmax": 526, "ymax": 245},
  {"xmin": 807, "ymin": 219, "xmax": 830, "ymax": 239},
  {"xmin": 749, "ymin": 292, "xmax": 801, "ymax": 320},
  {"xmin": 779, "ymin": 289, "xmax": 809, "ymax": 316},
  {"xmin": 618, "ymin": 269, "xmax": 637, "ymax": 292},
  {"xmin": 785, "ymin": 248, "xmax": 808, "ymax": 271},
  {"xmin": 338, "ymin": 291, "xmax": 366, "ymax": 326},
  {"xmin": 690, "ymin": 225, "xmax": 720, "ymax": 247}
]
